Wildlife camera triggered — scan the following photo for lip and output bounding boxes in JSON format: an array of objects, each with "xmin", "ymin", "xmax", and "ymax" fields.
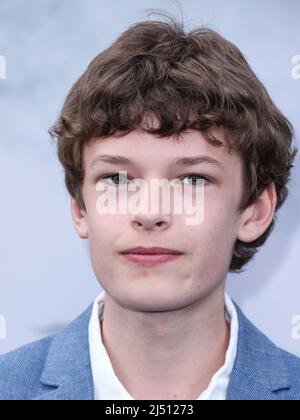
[
  {"xmin": 121, "ymin": 247, "xmax": 183, "ymax": 255},
  {"xmin": 121, "ymin": 253, "xmax": 183, "ymax": 266}
]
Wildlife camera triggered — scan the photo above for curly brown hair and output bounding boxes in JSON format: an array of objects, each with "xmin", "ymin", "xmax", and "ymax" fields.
[{"xmin": 49, "ymin": 11, "xmax": 298, "ymax": 273}]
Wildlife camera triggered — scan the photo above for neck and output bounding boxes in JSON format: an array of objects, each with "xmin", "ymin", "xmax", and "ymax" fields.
[{"xmin": 100, "ymin": 285, "xmax": 230, "ymax": 400}]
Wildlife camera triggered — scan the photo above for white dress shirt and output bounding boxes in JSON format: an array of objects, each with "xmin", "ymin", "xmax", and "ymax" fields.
[{"xmin": 88, "ymin": 290, "xmax": 239, "ymax": 400}]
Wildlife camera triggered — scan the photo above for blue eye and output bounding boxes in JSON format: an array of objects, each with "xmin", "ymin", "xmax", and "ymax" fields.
[
  {"xmin": 181, "ymin": 174, "xmax": 210, "ymax": 187},
  {"xmin": 98, "ymin": 173, "xmax": 210, "ymax": 186},
  {"xmin": 100, "ymin": 173, "xmax": 129, "ymax": 185}
]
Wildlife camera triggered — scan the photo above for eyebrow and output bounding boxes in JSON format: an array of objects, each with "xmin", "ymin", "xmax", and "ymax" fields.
[{"xmin": 90, "ymin": 154, "xmax": 225, "ymax": 170}]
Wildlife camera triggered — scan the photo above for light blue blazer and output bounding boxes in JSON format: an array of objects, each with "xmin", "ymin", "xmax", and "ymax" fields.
[{"xmin": 1, "ymin": 300, "xmax": 300, "ymax": 400}]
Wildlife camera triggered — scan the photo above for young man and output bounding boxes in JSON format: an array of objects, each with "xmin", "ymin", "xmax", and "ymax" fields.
[{"xmin": 1, "ymin": 15, "xmax": 299, "ymax": 400}]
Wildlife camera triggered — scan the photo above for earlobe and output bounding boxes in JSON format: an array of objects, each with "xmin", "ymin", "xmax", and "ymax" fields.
[
  {"xmin": 237, "ymin": 182, "xmax": 277, "ymax": 244},
  {"xmin": 71, "ymin": 198, "xmax": 89, "ymax": 239}
]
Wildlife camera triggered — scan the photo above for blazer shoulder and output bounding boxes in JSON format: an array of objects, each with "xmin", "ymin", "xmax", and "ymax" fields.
[
  {"xmin": 0, "ymin": 335, "xmax": 53, "ymax": 400},
  {"xmin": 231, "ymin": 300, "xmax": 300, "ymax": 400},
  {"xmin": 0, "ymin": 304, "xmax": 94, "ymax": 400},
  {"xmin": 279, "ymin": 346, "xmax": 300, "ymax": 380}
]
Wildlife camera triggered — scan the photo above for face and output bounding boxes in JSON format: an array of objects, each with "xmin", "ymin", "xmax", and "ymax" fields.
[{"xmin": 72, "ymin": 128, "xmax": 246, "ymax": 312}]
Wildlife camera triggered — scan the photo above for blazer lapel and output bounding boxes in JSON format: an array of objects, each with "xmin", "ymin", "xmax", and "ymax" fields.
[
  {"xmin": 227, "ymin": 301, "xmax": 290, "ymax": 400},
  {"xmin": 35, "ymin": 304, "xmax": 94, "ymax": 400},
  {"xmin": 35, "ymin": 369, "xmax": 94, "ymax": 400}
]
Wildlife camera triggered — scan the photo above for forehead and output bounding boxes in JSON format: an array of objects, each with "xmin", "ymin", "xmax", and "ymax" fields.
[{"xmin": 84, "ymin": 127, "xmax": 241, "ymax": 172}]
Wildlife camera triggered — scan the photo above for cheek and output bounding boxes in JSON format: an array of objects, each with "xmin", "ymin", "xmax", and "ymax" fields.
[
  {"xmin": 203, "ymin": 186, "xmax": 239, "ymax": 228},
  {"xmin": 192, "ymin": 197, "xmax": 237, "ymax": 262},
  {"xmin": 87, "ymin": 214, "xmax": 119, "ymax": 281},
  {"xmin": 88, "ymin": 213, "xmax": 119, "ymax": 245},
  {"xmin": 84, "ymin": 184, "xmax": 118, "ymax": 238},
  {"xmin": 207, "ymin": 198, "xmax": 237, "ymax": 239}
]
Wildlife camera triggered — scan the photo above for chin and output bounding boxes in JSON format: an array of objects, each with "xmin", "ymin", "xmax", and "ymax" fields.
[{"xmin": 113, "ymin": 288, "xmax": 194, "ymax": 313}]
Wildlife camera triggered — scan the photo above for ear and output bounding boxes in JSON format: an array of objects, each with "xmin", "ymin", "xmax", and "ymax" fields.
[
  {"xmin": 71, "ymin": 197, "xmax": 89, "ymax": 239},
  {"xmin": 237, "ymin": 182, "xmax": 277, "ymax": 243}
]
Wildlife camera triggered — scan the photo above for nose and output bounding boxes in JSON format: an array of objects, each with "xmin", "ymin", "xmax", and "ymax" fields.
[
  {"xmin": 130, "ymin": 179, "xmax": 172, "ymax": 231},
  {"xmin": 131, "ymin": 213, "xmax": 171, "ymax": 231}
]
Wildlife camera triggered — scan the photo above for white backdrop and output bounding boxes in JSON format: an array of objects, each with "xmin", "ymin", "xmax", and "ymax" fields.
[{"xmin": 0, "ymin": 0, "xmax": 299, "ymax": 356}]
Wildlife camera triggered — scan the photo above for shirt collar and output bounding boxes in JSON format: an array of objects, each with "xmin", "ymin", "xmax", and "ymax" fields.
[{"xmin": 88, "ymin": 290, "xmax": 239, "ymax": 400}]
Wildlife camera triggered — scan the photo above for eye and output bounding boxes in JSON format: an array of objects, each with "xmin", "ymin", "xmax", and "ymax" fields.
[
  {"xmin": 180, "ymin": 174, "xmax": 210, "ymax": 187},
  {"xmin": 99, "ymin": 173, "xmax": 130, "ymax": 185},
  {"xmin": 97, "ymin": 173, "xmax": 211, "ymax": 187}
]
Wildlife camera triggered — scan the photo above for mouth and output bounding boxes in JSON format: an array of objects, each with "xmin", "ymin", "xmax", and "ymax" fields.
[
  {"xmin": 120, "ymin": 246, "xmax": 183, "ymax": 255},
  {"xmin": 119, "ymin": 247, "xmax": 184, "ymax": 266},
  {"xmin": 120, "ymin": 252, "xmax": 183, "ymax": 266}
]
